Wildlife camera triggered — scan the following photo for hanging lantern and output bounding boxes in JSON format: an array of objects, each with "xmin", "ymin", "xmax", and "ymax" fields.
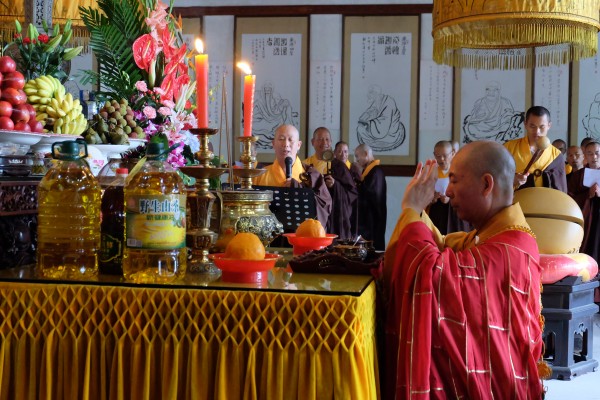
[{"xmin": 433, "ymin": 0, "xmax": 600, "ymax": 69}]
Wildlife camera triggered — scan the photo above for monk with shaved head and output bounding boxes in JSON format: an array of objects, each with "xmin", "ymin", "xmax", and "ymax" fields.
[{"xmin": 383, "ymin": 141, "xmax": 545, "ymax": 399}]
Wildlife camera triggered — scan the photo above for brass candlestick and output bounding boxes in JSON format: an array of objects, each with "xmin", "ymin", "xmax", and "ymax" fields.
[
  {"xmin": 181, "ymin": 128, "xmax": 226, "ymax": 274},
  {"xmin": 234, "ymin": 136, "xmax": 266, "ymax": 190},
  {"xmin": 191, "ymin": 127, "xmax": 218, "ymax": 167}
]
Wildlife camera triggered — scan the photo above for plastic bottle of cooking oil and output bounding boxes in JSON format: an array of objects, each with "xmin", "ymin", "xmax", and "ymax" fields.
[
  {"xmin": 37, "ymin": 140, "xmax": 101, "ymax": 278},
  {"xmin": 122, "ymin": 142, "xmax": 187, "ymax": 283}
]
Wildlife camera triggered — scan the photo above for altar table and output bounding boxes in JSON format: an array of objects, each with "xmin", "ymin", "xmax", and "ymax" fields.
[{"xmin": 0, "ymin": 265, "xmax": 379, "ymax": 400}]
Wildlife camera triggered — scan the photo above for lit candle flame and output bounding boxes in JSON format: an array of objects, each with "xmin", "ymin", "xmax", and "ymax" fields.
[
  {"xmin": 195, "ymin": 38, "xmax": 204, "ymax": 54},
  {"xmin": 236, "ymin": 61, "xmax": 252, "ymax": 75}
]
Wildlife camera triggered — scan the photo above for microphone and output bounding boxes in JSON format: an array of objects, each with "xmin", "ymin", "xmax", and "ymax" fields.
[{"xmin": 285, "ymin": 156, "xmax": 293, "ymax": 179}]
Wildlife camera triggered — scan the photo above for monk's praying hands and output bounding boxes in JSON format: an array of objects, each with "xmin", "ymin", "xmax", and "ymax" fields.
[{"xmin": 401, "ymin": 159, "xmax": 437, "ymax": 214}]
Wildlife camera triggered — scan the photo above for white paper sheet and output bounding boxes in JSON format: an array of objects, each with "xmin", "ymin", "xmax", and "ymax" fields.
[
  {"xmin": 583, "ymin": 168, "xmax": 600, "ymax": 188},
  {"xmin": 435, "ymin": 177, "xmax": 449, "ymax": 194}
]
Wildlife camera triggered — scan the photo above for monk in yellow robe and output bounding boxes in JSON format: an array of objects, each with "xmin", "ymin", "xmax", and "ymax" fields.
[
  {"xmin": 254, "ymin": 124, "xmax": 331, "ymax": 228},
  {"xmin": 503, "ymin": 106, "xmax": 567, "ymax": 192},
  {"xmin": 383, "ymin": 141, "xmax": 545, "ymax": 398},
  {"xmin": 304, "ymin": 127, "xmax": 331, "ymax": 174}
]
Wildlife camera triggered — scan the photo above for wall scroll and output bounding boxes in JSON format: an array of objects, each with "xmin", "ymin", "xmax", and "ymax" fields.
[{"xmin": 342, "ymin": 16, "xmax": 419, "ymax": 166}]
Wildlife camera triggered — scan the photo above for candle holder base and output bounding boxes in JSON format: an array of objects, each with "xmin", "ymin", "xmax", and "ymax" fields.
[{"xmin": 186, "ymin": 229, "xmax": 221, "ymax": 274}]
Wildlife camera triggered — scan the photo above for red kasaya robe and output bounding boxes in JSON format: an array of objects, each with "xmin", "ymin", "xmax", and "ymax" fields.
[{"xmin": 383, "ymin": 204, "xmax": 543, "ymax": 399}]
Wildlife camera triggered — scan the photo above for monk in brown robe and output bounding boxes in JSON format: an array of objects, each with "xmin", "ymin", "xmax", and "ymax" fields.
[
  {"xmin": 305, "ymin": 131, "xmax": 358, "ymax": 240},
  {"xmin": 254, "ymin": 124, "xmax": 331, "ymax": 229},
  {"xmin": 566, "ymin": 145, "xmax": 585, "ymax": 185},
  {"xmin": 568, "ymin": 141, "xmax": 600, "ymax": 262},
  {"xmin": 384, "ymin": 141, "xmax": 544, "ymax": 398},
  {"xmin": 504, "ymin": 106, "xmax": 567, "ymax": 192},
  {"xmin": 334, "ymin": 141, "xmax": 362, "ymax": 237},
  {"xmin": 354, "ymin": 143, "xmax": 387, "ymax": 250}
]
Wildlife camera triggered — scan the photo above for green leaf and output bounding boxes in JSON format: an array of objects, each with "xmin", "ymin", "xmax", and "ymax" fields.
[
  {"xmin": 52, "ymin": 23, "xmax": 59, "ymax": 37},
  {"xmin": 79, "ymin": 0, "xmax": 149, "ymax": 100}
]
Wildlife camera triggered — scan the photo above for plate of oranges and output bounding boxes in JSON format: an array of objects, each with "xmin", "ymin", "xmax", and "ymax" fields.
[
  {"xmin": 283, "ymin": 218, "xmax": 337, "ymax": 256},
  {"xmin": 210, "ymin": 232, "xmax": 281, "ymax": 283}
]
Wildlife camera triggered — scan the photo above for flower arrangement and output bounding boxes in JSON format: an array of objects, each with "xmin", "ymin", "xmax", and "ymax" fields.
[
  {"xmin": 80, "ymin": 0, "xmax": 198, "ymax": 168},
  {"xmin": 8, "ymin": 20, "xmax": 83, "ymax": 82}
]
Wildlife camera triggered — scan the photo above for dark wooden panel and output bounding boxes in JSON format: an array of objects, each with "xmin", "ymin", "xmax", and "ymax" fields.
[{"xmin": 174, "ymin": 4, "xmax": 433, "ymax": 18}]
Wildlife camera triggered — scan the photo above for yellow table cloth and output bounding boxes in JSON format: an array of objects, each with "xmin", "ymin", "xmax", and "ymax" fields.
[{"xmin": 0, "ymin": 272, "xmax": 378, "ymax": 400}]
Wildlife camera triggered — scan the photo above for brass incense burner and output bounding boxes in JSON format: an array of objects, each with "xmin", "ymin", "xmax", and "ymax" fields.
[{"xmin": 215, "ymin": 136, "xmax": 283, "ymax": 247}]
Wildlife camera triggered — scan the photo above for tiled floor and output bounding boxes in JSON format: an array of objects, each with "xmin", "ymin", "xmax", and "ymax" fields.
[{"xmin": 544, "ymin": 313, "xmax": 600, "ymax": 399}]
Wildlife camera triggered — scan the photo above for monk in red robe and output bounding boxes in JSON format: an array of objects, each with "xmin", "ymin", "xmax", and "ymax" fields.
[{"xmin": 383, "ymin": 141, "xmax": 544, "ymax": 399}]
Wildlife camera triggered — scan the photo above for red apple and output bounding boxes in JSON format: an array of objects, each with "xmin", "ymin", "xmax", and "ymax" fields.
[
  {"xmin": 0, "ymin": 72, "xmax": 3, "ymax": 88},
  {"xmin": 0, "ymin": 56, "xmax": 16, "ymax": 74},
  {"xmin": 0, "ymin": 116, "xmax": 14, "ymax": 130},
  {"xmin": 22, "ymin": 103, "xmax": 36, "ymax": 121},
  {"xmin": 0, "ymin": 101, "xmax": 12, "ymax": 117},
  {"xmin": 28, "ymin": 119, "xmax": 44, "ymax": 133},
  {"xmin": 11, "ymin": 104, "xmax": 30, "ymax": 123},
  {"xmin": 1, "ymin": 87, "xmax": 26, "ymax": 105},
  {"xmin": 2, "ymin": 71, "xmax": 25, "ymax": 90},
  {"xmin": 14, "ymin": 121, "xmax": 31, "ymax": 132}
]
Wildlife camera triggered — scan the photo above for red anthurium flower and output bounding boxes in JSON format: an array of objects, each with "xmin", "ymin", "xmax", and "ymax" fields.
[
  {"xmin": 173, "ymin": 74, "xmax": 190, "ymax": 99},
  {"xmin": 163, "ymin": 58, "xmax": 180, "ymax": 77},
  {"xmin": 132, "ymin": 34, "xmax": 158, "ymax": 71},
  {"xmin": 38, "ymin": 34, "xmax": 49, "ymax": 44},
  {"xmin": 158, "ymin": 74, "xmax": 176, "ymax": 102}
]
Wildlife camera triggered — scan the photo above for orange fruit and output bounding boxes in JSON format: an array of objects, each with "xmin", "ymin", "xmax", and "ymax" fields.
[
  {"xmin": 224, "ymin": 232, "xmax": 266, "ymax": 260},
  {"xmin": 296, "ymin": 218, "xmax": 326, "ymax": 237}
]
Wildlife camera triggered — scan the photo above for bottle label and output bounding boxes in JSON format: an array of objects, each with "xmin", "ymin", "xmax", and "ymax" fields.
[
  {"xmin": 125, "ymin": 194, "xmax": 186, "ymax": 249},
  {"xmin": 100, "ymin": 233, "xmax": 122, "ymax": 262}
]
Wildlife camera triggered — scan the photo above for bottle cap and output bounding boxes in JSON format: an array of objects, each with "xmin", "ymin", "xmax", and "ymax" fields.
[
  {"xmin": 51, "ymin": 140, "xmax": 86, "ymax": 161},
  {"xmin": 146, "ymin": 142, "xmax": 167, "ymax": 160}
]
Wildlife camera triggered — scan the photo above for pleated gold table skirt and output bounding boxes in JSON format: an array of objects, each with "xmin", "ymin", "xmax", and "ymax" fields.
[{"xmin": 0, "ymin": 279, "xmax": 378, "ymax": 400}]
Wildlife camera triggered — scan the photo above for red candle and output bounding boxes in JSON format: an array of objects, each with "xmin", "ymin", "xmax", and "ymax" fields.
[
  {"xmin": 195, "ymin": 39, "xmax": 208, "ymax": 128},
  {"xmin": 237, "ymin": 62, "xmax": 255, "ymax": 137},
  {"xmin": 243, "ymin": 74, "xmax": 255, "ymax": 137}
]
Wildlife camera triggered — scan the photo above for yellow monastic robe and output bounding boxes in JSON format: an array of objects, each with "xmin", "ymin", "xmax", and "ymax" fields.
[
  {"xmin": 361, "ymin": 159, "xmax": 381, "ymax": 180},
  {"xmin": 345, "ymin": 160, "xmax": 351, "ymax": 169},
  {"xmin": 503, "ymin": 137, "xmax": 561, "ymax": 187},
  {"xmin": 254, "ymin": 156, "xmax": 305, "ymax": 186},
  {"xmin": 304, "ymin": 154, "xmax": 328, "ymax": 174}
]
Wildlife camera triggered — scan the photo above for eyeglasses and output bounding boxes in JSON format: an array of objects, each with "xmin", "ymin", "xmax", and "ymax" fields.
[{"xmin": 434, "ymin": 152, "xmax": 452, "ymax": 159}]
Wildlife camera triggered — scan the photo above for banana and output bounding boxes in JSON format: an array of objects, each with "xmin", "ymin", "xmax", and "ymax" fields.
[
  {"xmin": 27, "ymin": 95, "xmax": 42, "ymax": 103},
  {"xmin": 36, "ymin": 89, "xmax": 52, "ymax": 98},
  {"xmin": 45, "ymin": 106, "xmax": 59, "ymax": 119},
  {"xmin": 50, "ymin": 98, "xmax": 60, "ymax": 111},
  {"xmin": 74, "ymin": 117, "xmax": 87, "ymax": 135},
  {"xmin": 36, "ymin": 113, "xmax": 49, "ymax": 122},
  {"xmin": 36, "ymin": 76, "xmax": 54, "ymax": 92},
  {"xmin": 65, "ymin": 92, "xmax": 73, "ymax": 110},
  {"xmin": 55, "ymin": 91, "xmax": 65, "ymax": 104},
  {"xmin": 24, "ymin": 87, "xmax": 39, "ymax": 95},
  {"xmin": 52, "ymin": 77, "xmax": 62, "ymax": 93}
]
